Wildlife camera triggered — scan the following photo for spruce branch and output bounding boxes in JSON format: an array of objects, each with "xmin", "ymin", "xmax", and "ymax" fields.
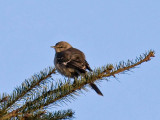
[
  {"xmin": 40, "ymin": 109, "xmax": 74, "ymax": 120},
  {"xmin": 20, "ymin": 109, "xmax": 74, "ymax": 120},
  {"xmin": 1, "ymin": 109, "xmax": 74, "ymax": 120},
  {"xmin": 0, "ymin": 67, "xmax": 56, "ymax": 119},
  {"xmin": 30, "ymin": 50, "xmax": 155, "ymax": 109},
  {"xmin": 12, "ymin": 50, "xmax": 155, "ymax": 114},
  {"xmin": 0, "ymin": 50, "xmax": 155, "ymax": 120}
]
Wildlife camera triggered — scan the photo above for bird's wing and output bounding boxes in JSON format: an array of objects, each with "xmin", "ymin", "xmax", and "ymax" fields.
[{"xmin": 56, "ymin": 48, "xmax": 90, "ymax": 73}]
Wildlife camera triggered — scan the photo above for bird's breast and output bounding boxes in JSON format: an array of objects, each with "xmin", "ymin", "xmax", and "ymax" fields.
[{"xmin": 54, "ymin": 57, "xmax": 75, "ymax": 77}]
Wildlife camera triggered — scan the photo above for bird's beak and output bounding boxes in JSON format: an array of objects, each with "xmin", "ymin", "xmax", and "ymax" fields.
[{"xmin": 51, "ymin": 46, "xmax": 55, "ymax": 48}]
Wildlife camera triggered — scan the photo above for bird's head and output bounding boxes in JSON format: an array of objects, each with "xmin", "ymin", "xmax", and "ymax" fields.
[{"xmin": 51, "ymin": 41, "xmax": 72, "ymax": 52}]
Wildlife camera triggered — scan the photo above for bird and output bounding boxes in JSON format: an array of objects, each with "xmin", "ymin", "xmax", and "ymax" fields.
[{"xmin": 51, "ymin": 41, "xmax": 103, "ymax": 96}]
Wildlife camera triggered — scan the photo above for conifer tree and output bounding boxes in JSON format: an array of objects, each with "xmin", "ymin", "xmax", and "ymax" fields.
[{"xmin": 0, "ymin": 50, "xmax": 155, "ymax": 120}]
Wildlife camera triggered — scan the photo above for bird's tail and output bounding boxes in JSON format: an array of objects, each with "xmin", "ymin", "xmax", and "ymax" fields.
[{"xmin": 90, "ymin": 83, "xmax": 103, "ymax": 96}]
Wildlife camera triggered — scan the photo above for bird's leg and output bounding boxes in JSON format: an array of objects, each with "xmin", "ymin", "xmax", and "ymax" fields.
[
  {"xmin": 73, "ymin": 77, "xmax": 78, "ymax": 85},
  {"xmin": 67, "ymin": 77, "xmax": 72, "ymax": 84}
]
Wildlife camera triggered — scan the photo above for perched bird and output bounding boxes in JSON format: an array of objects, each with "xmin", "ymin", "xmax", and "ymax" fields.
[{"xmin": 51, "ymin": 41, "xmax": 103, "ymax": 96}]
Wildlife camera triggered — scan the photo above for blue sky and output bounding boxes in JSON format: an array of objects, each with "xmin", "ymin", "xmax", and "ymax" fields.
[{"xmin": 0, "ymin": 0, "xmax": 160, "ymax": 120}]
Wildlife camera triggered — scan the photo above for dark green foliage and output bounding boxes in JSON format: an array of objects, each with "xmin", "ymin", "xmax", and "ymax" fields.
[
  {"xmin": 0, "ymin": 50, "xmax": 155, "ymax": 120},
  {"xmin": 20, "ymin": 109, "xmax": 74, "ymax": 120}
]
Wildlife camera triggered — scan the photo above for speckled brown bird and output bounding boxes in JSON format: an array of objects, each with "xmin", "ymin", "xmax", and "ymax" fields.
[{"xmin": 51, "ymin": 41, "xmax": 103, "ymax": 96}]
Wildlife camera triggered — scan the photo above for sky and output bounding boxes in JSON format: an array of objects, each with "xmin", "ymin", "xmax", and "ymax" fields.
[{"xmin": 0, "ymin": 0, "xmax": 160, "ymax": 120}]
